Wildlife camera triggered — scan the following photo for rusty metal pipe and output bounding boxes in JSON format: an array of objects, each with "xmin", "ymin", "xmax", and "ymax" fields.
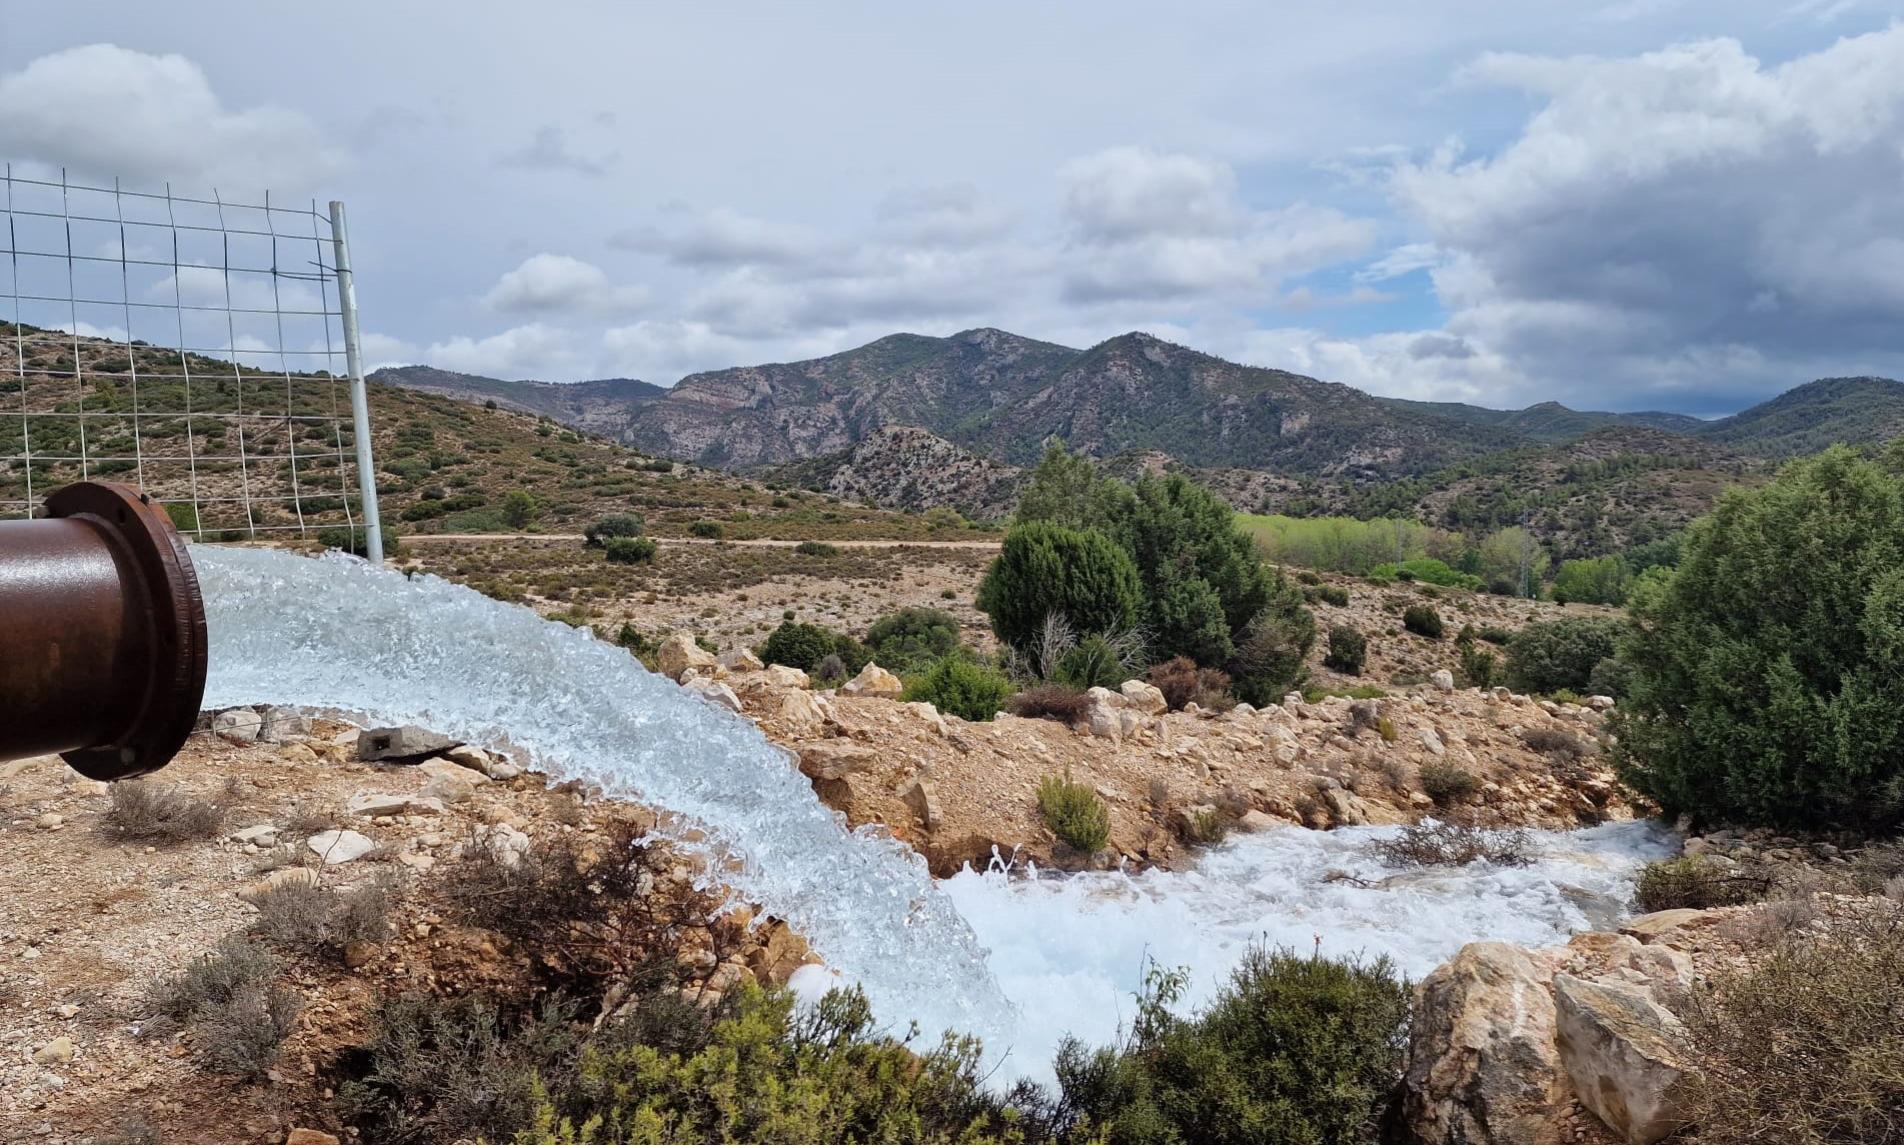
[{"xmin": 0, "ymin": 482, "xmax": 207, "ymax": 779}]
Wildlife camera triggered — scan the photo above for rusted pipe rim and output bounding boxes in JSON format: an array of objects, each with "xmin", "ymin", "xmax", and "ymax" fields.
[{"xmin": 43, "ymin": 483, "xmax": 208, "ymax": 781}]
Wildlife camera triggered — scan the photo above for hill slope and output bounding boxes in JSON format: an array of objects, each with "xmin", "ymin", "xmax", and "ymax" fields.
[{"xmin": 1695, "ymin": 376, "xmax": 1904, "ymax": 457}]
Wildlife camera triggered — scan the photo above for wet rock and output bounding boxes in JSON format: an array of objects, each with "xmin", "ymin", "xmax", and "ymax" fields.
[
  {"xmin": 357, "ymin": 725, "xmax": 458, "ymax": 762},
  {"xmin": 213, "ymin": 708, "xmax": 263, "ymax": 743},
  {"xmin": 842, "ymin": 662, "xmax": 903, "ymax": 698},
  {"xmin": 308, "ymin": 829, "xmax": 377, "ymax": 865},
  {"xmin": 1552, "ymin": 975, "xmax": 1691, "ymax": 1144},
  {"xmin": 657, "ymin": 631, "xmax": 718, "ymax": 681},
  {"xmin": 796, "ymin": 741, "xmax": 878, "ymax": 781},
  {"xmin": 1403, "ymin": 941, "xmax": 1570, "ymax": 1145}
]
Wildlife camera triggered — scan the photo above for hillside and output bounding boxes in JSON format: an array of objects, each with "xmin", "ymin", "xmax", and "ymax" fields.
[
  {"xmin": 371, "ymin": 365, "xmax": 667, "ymax": 441},
  {"xmin": 1696, "ymin": 376, "xmax": 1904, "ymax": 457},
  {"xmin": 770, "ymin": 425, "xmax": 1025, "ymax": 519}
]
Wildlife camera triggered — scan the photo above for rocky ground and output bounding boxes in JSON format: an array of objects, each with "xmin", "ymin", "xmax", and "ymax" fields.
[{"xmin": 0, "ymin": 717, "xmax": 808, "ymax": 1145}]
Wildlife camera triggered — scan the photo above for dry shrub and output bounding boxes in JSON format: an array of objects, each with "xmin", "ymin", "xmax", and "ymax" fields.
[
  {"xmin": 1634, "ymin": 855, "xmax": 1772, "ymax": 912},
  {"xmin": 1521, "ymin": 725, "xmax": 1590, "ymax": 761},
  {"xmin": 1685, "ymin": 907, "xmax": 1904, "ymax": 1143},
  {"xmin": 1008, "ymin": 684, "xmax": 1093, "ymax": 724},
  {"xmin": 1372, "ymin": 821, "xmax": 1532, "ymax": 868},
  {"xmin": 101, "ymin": 781, "xmax": 223, "ymax": 844},
  {"xmin": 142, "ymin": 936, "xmax": 300, "ymax": 1077},
  {"xmin": 1418, "ymin": 761, "xmax": 1482, "ymax": 805},
  {"xmin": 1146, "ymin": 656, "xmax": 1234, "ymax": 711},
  {"xmin": 440, "ymin": 821, "xmax": 724, "ymax": 998},
  {"xmin": 251, "ymin": 878, "xmax": 393, "ymax": 957}
]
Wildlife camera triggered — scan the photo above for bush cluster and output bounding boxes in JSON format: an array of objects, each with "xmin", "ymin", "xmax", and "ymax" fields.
[
  {"xmin": 1634, "ymin": 856, "xmax": 1771, "ymax": 912},
  {"xmin": 582, "ymin": 513, "xmax": 644, "ymax": 547},
  {"xmin": 603, "ymin": 535, "xmax": 657, "ymax": 564},
  {"xmin": 901, "ymin": 655, "xmax": 1014, "ymax": 722},
  {"xmin": 758, "ymin": 620, "xmax": 871, "ymax": 675},
  {"xmin": 1401, "ymin": 603, "xmax": 1443, "ymax": 639},
  {"xmin": 976, "ymin": 520, "xmax": 1144, "ymax": 649},
  {"xmin": 1505, "ymin": 616, "xmax": 1624, "ymax": 696},
  {"xmin": 864, "ymin": 606, "xmax": 961, "ymax": 675},
  {"xmin": 1008, "ymin": 683, "xmax": 1094, "ymax": 724},
  {"xmin": 142, "ymin": 937, "xmax": 299, "ymax": 1078},
  {"xmin": 317, "ymin": 524, "xmax": 400, "ymax": 558},
  {"xmin": 1373, "ymin": 822, "xmax": 1533, "ymax": 868},
  {"xmin": 1323, "ymin": 625, "xmax": 1368, "ymax": 675},
  {"xmin": 1146, "ymin": 656, "xmax": 1234, "ymax": 711}
]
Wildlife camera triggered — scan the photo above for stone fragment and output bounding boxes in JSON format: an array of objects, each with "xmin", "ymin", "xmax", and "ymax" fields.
[
  {"xmin": 31, "ymin": 1036, "xmax": 74, "ymax": 1065},
  {"xmin": 796, "ymin": 741, "xmax": 878, "ymax": 781},
  {"xmin": 357, "ymin": 725, "xmax": 458, "ymax": 762},
  {"xmin": 258, "ymin": 706, "xmax": 313, "ymax": 743},
  {"xmin": 212, "ymin": 708, "xmax": 262, "ymax": 743},
  {"xmin": 442, "ymin": 743, "xmax": 521, "ymax": 780},
  {"xmin": 897, "ymin": 777, "xmax": 942, "ymax": 832},
  {"xmin": 657, "ymin": 631, "xmax": 718, "ymax": 681},
  {"xmin": 232, "ymin": 823, "xmax": 279, "ymax": 847},
  {"xmin": 1431, "ymin": 669, "xmax": 1456, "ymax": 693},
  {"xmin": 1236, "ymin": 809, "xmax": 1278, "ymax": 832},
  {"xmin": 1119, "ymin": 679, "xmax": 1169, "ymax": 716},
  {"xmin": 308, "ymin": 829, "xmax": 377, "ymax": 865},
  {"xmin": 841, "ymin": 662, "xmax": 904, "ymax": 698},
  {"xmin": 719, "ymin": 647, "xmax": 764, "ymax": 672},
  {"xmin": 420, "ymin": 774, "xmax": 476, "ymax": 805},
  {"xmin": 1552, "ymin": 975, "xmax": 1691, "ymax": 1145},
  {"xmin": 1618, "ymin": 909, "xmax": 1715, "ymax": 943},
  {"xmin": 419, "ymin": 758, "xmax": 489, "ymax": 786},
  {"xmin": 347, "ymin": 792, "xmax": 445, "ymax": 818},
  {"xmin": 685, "ymin": 677, "xmax": 744, "ymax": 713},
  {"xmin": 764, "ymin": 664, "xmax": 811, "ymax": 689}
]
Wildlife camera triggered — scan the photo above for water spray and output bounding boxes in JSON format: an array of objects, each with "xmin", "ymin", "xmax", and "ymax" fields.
[{"xmin": 0, "ymin": 481, "xmax": 207, "ymax": 779}]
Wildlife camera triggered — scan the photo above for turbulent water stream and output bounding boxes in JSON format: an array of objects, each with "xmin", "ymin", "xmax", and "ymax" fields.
[{"xmin": 197, "ymin": 546, "xmax": 1674, "ymax": 1082}]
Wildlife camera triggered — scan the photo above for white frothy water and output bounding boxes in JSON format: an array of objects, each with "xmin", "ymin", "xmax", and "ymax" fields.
[
  {"xmin": 194, "ymin": 546, "xmax": 1673, "ymax": 1084},
  {"xmin": 937, "ymin": 819, "xmax": 1675, "ymax": 1082},
  {"xmin": 195, "ymin": 546, "xmax": 1014, "ymax": 1043}
]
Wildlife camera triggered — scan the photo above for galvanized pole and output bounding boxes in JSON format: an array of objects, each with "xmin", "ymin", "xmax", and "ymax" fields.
[{"xmin": 328, "ymin": 200, "xmax": 384, "ymax": 564}]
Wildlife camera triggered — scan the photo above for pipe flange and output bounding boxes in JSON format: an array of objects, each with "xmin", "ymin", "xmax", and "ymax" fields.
[{"xmin": 43, "ymin": 483, "xmax": 208, "ymax": 781}]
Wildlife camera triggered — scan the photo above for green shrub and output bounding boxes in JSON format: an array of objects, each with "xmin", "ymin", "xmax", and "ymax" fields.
[
  {"xmin": 1634, "ymin": 855, "xmax": 1771, "ymax": 912},
  {"xmin": 1505, "ymin": 616, "xmax": 1624, "ymax": 695},
  {"xmin": 794, "ymin": 539, "xmax": 839, "ymax": 556},
  {"xmin": 1613, "ymin": 449, "xmax": 1904, "ymax": 831},
  {"xmin": 1460, "ymin": 642, "xmax": 1500, "ymax": 689},
  {"xmin": 1047, "ymin": 947, "xmax": 1412, "ymax": 1145},
  {"xmin": 1402, "ymin": 603, "xmax": 1444, "ymax": 639},
  {"xmin": 688, "ymin": 519, "xmax": 724, "ymax": 538},
  {"xmin": 865, "ymin": 607, "xmax": 961, "ymax": 674},
  {"xmin": 316, "ymin": 524, "xmax": 399, "ymax": 557},
  {"xmin": 1323, "ymin": 625, "xmax": 1368, "ymax": 675},
  {"xmin": 976, "ymin": 520, "xmax": 1144, "ymax": 650},
  {"xmin": 500, "ymin": 489, "xmax": 538, "ymax": 529},
  {"xmin": 1314, "ymin": 583, "xmax": 1350, "ymax": 606},
  {"xmin": 1368, "ymin": 558, "xmax": 1480, "ymax": 589},
  {"xmin": 758, "ymin": 621, "xmax": 869, "ymax": 674},
  {"xmin": 603, "ymin": 535, "xmax": 657, "ymax": 564},
  {"xmin": 583, "ymin": 513, "xmax": 645, "ymax": 547},
  {"xmin": 1586, "ymin": 656, "xmax": 1634, "ymax": 699},
  {"xmin": 1550, "ymin": 555, "xmax": 1632, "ymax": 605},
  {"xmin": 902, "ymin": 655, "xmax": 1013, "ymax": 721},
  {"xmin": 1229, "ymin": 597, "xmax": 1316, "ymax": 707},
  {"xmin": 1038, "ymin": 772, "xmax": 1111, "ymax": 852},
  {"xmin": 162, "ymin": 500, "xmax": 199, "ymax": 534},
  {"xmin": 1419, "ymin": 761, "xmax": 1482, "ymax": 804},
  {"xmin": 1056, "ymin": 633, "xmax": 1134, "ymax": 690},
  {"xmin": 1477, "ymin": 625, "xmax": 1513, "ymax": 645}
]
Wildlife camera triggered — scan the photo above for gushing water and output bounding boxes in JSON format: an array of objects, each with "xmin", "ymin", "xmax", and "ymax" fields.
[
  {"xmin": 196, "ymin": 546, "xmax": 1674, "ymax": 1084},
  {"xmin": 196, "ymin": 546, "xmax": 1015, "ymax": 1042}
]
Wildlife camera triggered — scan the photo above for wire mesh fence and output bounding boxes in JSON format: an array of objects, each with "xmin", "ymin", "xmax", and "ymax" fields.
[{"xmin": 1, "ymin": 166, "xmax": 379, "ymax": 550}]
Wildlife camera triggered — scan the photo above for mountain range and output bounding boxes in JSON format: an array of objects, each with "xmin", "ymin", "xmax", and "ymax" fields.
[{"xmin": 371, "ymin": 328, "xmax": 1904, "ymax": 553}]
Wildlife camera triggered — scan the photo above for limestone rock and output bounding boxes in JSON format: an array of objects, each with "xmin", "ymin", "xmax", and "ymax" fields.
[
  {"xmin": 478, "ymin": 822, "xmax": 532, "ymax": 866},
  {"xmin": 442, "ymin": 743, "xmax": 520, "ymax": 780},
  {"xmin": 685, "ymin": 677, "xmax": 743, "ymax": 713},
  {"xmin": 1619, "ymin": 909, "xmax": 1714, "ymax": 944},
  {"xmin": 307, "ymin": 829, "xmax": 377, "ymax": 865},
  {"xmin": 257, "ymin": 706, "xmax": 312, "ymax": 743},
  {"xmin": 797, "ymin": 741, "xmax": 878, "ymax": 781},
  {"xmin": 903, "ymin": 701, "xmax": 948, "ymax": 736},
  {"xmin": 357, "ymin": 725, "xmax": 458, "ymax": 762},
  {"xmin": 719, "ymin": 647, "xmax": 764, "ymax": 672},
  {"xmin": 31, "ymin": 1036, "xmax": 74, "ymax": 1064},
  {"xmin": 764, "ymin": 664, "xmax": 811, "ymax": 689},
  {"xmin": 1419, "ymin": 727, "xmax": 1447, "ymax": 756},
  {"xmin": 1587, "ymin": 695, "xmax": 1616, "ymax": 711},
  {"xmin": 419, "ymin": 758, "xmax": 489, "ymax": 787},
  {"xmin": 770, "ymin": 689, "xmax": 831, "ymax": 736},
  {"xmin": 1236, "ymin": 809, "xmax": 1278, "ymax": 832},
  {"xmin": 232, "ymin": 823, "xmax": 279, "ymax": 847},
  {"xmin": 657, "ymin": 631, "xmax": 718, "ymax": 681},
  {"xmin": 1119, "ymin": 679, "xmax": 1168, "ymax": 716},
  {"xmin": 212, "ymin": 708, "xmax": 262, "ymax": 743},
  {"xmin": 842, "ymin": 662, "xmax": 903, "ymax": 698},
  {"xmin": 1431, "ymin": 669, "xmax": 1456, "ymax": 693},
  {"xmin": 1403, "ymin": 941, "xmax": 1570, "ymax": 1145},
  {"xmin": 420, "ymin": 774, "xmax": 477, "ymax": 806},
  {"xmin": 1552, "ymin": 975, "xmax": 1691, "ymax": 1144},
  {"xmin": 897, "ymin": 777, "xmax": 942, "ymax": 832},
  {"xmin": 348, "ymin": 792, "xmax": 445, "ymax": 818}
]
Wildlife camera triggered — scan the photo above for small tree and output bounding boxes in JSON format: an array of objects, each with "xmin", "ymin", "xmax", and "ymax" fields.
[
  {"xmin": 584, "ymin": 514, "xmax": 644, "ymax": 548},
  {"xmin": 976, "ymin": 522, "xmax": 1144, "ymax": 650},
  {"xmin": 1324, "ymin": 625, "xmax": 1367, "ymax": 675},
  {"xmin": 1506, "ymin": 616, "xmax": 1624, "ymax": 695},
  {"xmin": 1551, "ymin": 556, "xmax": 1632, "ymax": 605},
  {"xmin": 901, "ymin": 655, "xmax": 1013, "ymax": 722},
  {"xmin": 1402, "ymin": 604, "xmax": 1443, "ymax": 639},
  {"xmin": 865, "ymin": 607, "xmax": 962, "ymax": 675},
  {"xmin": 603, "ymin": 536, "xmax": 656, "ymax": 565},
  {"xmin": 500, "ymin": 489, "xmax": 538, "ymax": 529}
]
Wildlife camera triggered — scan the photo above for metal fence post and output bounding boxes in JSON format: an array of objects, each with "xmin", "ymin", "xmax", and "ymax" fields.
[{"xmin": 328, "ymin": 200, "xmax": 384, "ymax": 564}]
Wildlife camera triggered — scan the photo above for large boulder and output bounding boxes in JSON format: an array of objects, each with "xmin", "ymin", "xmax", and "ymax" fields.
[
  {"xmin": 841, "ymin": 662, "xmax": 903, "ymax": 698},
  {"xmin": 1551, "ymin": 976, "xmax": 1692, "ymax": 1145},
  {"xmin": 763, "ymin": 664, "xmax": 811, "ymax": 689},
  {"xmin": 1403, "ymin": 942, "xmax": 1571, "ymax": 1145},
  {"xmin": 212, "ymin": 708, "xmax": 262, "ymax": 743},
  {"xmin": 657, "ymin": 632, "xmax": 718, "ymax": 681},
  {"xmin": 718, "ymin": 647, "xmax": 764, "ymax": 672},
  {"xmin": 795, "ymin": 741, "xmax": 879, "ymax": 781},
  {"xmin": 1119, "ymin": 679, "xmax": 1168, "ymax": 716}
]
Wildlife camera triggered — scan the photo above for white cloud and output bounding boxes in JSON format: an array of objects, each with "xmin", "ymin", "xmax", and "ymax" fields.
[
  {"xmin": 482, "ymin": 254, "xmax": 648, "ymax": 315},
  {"xmin": 421, "ymin": 323, "xmax": 592, "ymax": 380},
  {"xmin": 0, "ymin": 44, "xmax": 342, "ymax": 192},
  {"xmin": 613, "ymin": 208, "xmax": 834, "ymax": 269},
  {"xmin": 1059, "ymin": 147, "xmax": 1376, "ymax": 304}
]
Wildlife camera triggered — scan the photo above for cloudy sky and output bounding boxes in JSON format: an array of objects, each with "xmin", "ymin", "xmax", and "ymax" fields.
[{"xmin": 3, "ymin": 1, "xmax": 1903, "ymax": 413}]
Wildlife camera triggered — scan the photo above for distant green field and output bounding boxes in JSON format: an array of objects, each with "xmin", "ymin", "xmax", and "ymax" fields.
[{"xmin": 1237, "ymin": 513, "xmax": 1458, "ymax": 576}]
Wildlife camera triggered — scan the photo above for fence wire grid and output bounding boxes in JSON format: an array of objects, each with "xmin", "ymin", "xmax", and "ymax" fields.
[{"xmin": 1, "ymin": 165, "xmax": 375, "ymax": 543}]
